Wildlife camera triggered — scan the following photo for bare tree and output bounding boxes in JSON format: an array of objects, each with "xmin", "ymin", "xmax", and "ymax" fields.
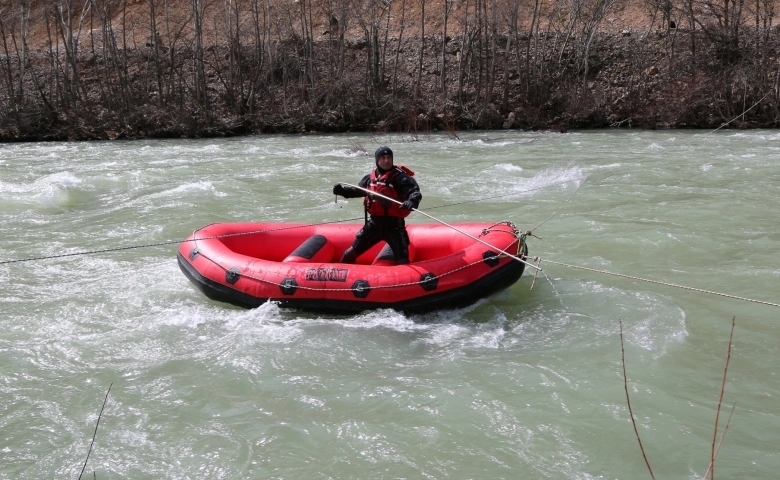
[
  {"xmin": 54, "ymin": 0, "xmax": 92, "ymax": 109},
  {"xmin": 500, "ymin": 0, "xmax": 520, "ymax": 111},
  {"xmin": 689, "ymin": 0, "xmax": 746, "ymax": 64},
  {"xmin": 391, "ymin": 0, "xmax": 407, "ymax": 96},
  {"xmin": 0, "ymin": 2, "xmax": 22, "ymax": 131},
  {"xmin": 580, "ymin": 0, "xmax": 624, "ymax": 88},
  {"xmin": 192, "ymin": 0, "xmax": 209, "ymax": 115},
  {"xmin": 414, "ymin": 0, "xmax": 425, "ymax": 100},
  {"xmin": 440, "ymin": 0, "xmax": 455, "ymax": 94}
]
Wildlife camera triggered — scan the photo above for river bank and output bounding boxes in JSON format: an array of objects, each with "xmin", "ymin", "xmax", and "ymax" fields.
[{"xmin": 2, "ymin": 26, "xmax": 779, "ymax": 142}]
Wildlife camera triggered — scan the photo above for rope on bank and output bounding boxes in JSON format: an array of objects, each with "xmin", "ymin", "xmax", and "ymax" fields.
[
  {"xmin": 703, "ymin": 91, "xmax": 771, "ymax": 135},
  {"xmin": 538, "ymin": 256, "xmax": 780, "ymax": 308}
]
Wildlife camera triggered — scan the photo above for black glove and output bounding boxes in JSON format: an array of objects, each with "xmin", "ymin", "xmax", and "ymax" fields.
[
  {"xmin": 333, "ymin": 184, "xmax": 346, "ymax": 196},
  {"xmin": 400, "ymin": 199, "xmax": 417, "ymax": 210}
]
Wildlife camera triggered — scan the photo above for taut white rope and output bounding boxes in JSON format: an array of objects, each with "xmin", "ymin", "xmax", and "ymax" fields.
[
  {"xmin": 339, "ymin": 183, "xmax": 541, "ymax": 271},
  {"xmin": 540, "ymin": 258, "xmax": 780, "ymax": 308}
]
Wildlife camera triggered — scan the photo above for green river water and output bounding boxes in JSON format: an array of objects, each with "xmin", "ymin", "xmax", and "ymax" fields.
[{"xmin": 1, "ymin": 130, "xmax": 778, "ymax": 479}]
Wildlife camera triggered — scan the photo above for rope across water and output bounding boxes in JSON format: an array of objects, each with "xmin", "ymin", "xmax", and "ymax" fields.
[
  {"xmin": 0, "ymin": 179, "xmax": 577, "ymax": 266},
  {"xmin": 533, "ymin": 257, "xmax": 780, "ymax": 308},
  {"xmin": 0, "ymin": 216, "xmax": 364, "ymax": 266},
  {"xmin": 2, "ymin": 175, "xmax": 776, "ymax": 309}
]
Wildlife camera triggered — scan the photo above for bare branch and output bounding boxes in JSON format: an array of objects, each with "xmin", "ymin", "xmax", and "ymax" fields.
[{"xmin": 620, "ymin": 320, "xmax": 656, "ymax": 480}]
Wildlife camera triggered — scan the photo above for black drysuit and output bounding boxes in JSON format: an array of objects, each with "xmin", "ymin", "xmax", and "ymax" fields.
[{"xmin": 336, "ymin": 167, "xmax": 422, "ymax": 265}]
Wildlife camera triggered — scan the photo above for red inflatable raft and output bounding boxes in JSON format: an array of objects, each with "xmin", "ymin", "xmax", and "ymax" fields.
[{"xmin": 177, "ymin": 221, "xmax": 529, "ymax": 313}]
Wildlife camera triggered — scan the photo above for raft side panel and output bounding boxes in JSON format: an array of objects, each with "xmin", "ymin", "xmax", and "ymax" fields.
[{"xmin": 178, "ymin": 252, "xmax": 525, "ymax": 314}]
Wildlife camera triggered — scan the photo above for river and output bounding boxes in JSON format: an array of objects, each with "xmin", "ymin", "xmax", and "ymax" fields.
[{"xmin": 1, "ymin": 130, "xmax": 778, "ymax": 479}]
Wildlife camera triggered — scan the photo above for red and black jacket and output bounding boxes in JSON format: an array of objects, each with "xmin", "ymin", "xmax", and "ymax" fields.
[{"xmin": 341, "ymin": 165, "xmax": 422, "ymax": 218}]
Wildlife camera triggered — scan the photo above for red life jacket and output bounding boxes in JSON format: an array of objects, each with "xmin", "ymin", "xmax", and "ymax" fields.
[{"xmin": 365, "ymin": 165, "xmax": 415, "ymax": 218}]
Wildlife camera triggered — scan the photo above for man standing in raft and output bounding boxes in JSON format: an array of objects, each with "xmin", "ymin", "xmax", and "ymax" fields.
[{"xmin": 333, "ymin": 146, "xmax": 422, "ymax": 265}]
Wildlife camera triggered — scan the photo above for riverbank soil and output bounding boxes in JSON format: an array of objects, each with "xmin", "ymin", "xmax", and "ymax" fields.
[{"xmin": 1, "ymin": 0, "xmax": 779, "ymax": 141}]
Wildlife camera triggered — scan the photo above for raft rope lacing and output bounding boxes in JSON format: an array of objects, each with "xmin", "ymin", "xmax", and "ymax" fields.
[
  {"xmin": 193, "ymin": 223, "xmax": 528, "ymax": 293},
  {"xmin": 2, "ymin": 177, "xmax": 778, "ymax": 308}
]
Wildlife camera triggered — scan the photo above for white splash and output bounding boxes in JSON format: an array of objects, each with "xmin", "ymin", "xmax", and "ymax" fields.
[{"xmin": 495, "ymin": 163, "xmax": 524, "ymax": 172}]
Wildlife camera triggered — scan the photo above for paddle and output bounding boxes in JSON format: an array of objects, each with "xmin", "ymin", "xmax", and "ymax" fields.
[{"xmin": 338, "ymin": 182, "xmax": 541, "ymax": 271}]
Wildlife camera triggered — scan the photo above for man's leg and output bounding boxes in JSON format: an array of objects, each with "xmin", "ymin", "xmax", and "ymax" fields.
[
  {"xmin": 340, "ymin": 219, "xmax": 381, "ymax": 263},
  {"xmin": 382, "ymin": 218, "xmax": 411, "ymax": 265}
]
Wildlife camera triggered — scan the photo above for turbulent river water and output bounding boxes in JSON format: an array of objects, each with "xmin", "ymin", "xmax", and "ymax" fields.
[{"xmin": 1, "ymin": 130, "xmax": 778, "ymax": 479}]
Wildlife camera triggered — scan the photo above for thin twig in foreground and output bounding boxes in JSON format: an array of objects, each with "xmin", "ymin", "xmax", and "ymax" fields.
[
  {"xmin": 620, "ymin": 321, "xmax": 656, "ymax": 480},
  {"xmin": 709, "ymin": 316, "xmax": 736, "ymax": 480},
  {"xmin": 702, "ymin": 402, "xmax": 737, "ymax": 480},
  {"xmin": 79, "ymin": 382, "xmax": 113, "ymax": 480}
]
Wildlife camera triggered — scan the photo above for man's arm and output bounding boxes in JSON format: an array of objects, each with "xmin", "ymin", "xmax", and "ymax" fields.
[
  {"xmin": 396, "ymin": 173, "xmax": 421, "ymax": 208},
  {"xmin": 333, "ymin": 174, "xmax": 371, "ymax": 198}
]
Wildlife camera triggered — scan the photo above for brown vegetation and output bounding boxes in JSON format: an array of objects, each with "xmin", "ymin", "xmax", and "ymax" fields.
[{"xmin": 0, "ymin": 0, "xmax": 779, "ymax": 141}]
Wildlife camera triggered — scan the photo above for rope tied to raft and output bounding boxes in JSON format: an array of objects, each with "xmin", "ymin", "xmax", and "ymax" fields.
[{"xmin": 340, "ymin": 182, "xmax": 541, "ymax": 272}]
